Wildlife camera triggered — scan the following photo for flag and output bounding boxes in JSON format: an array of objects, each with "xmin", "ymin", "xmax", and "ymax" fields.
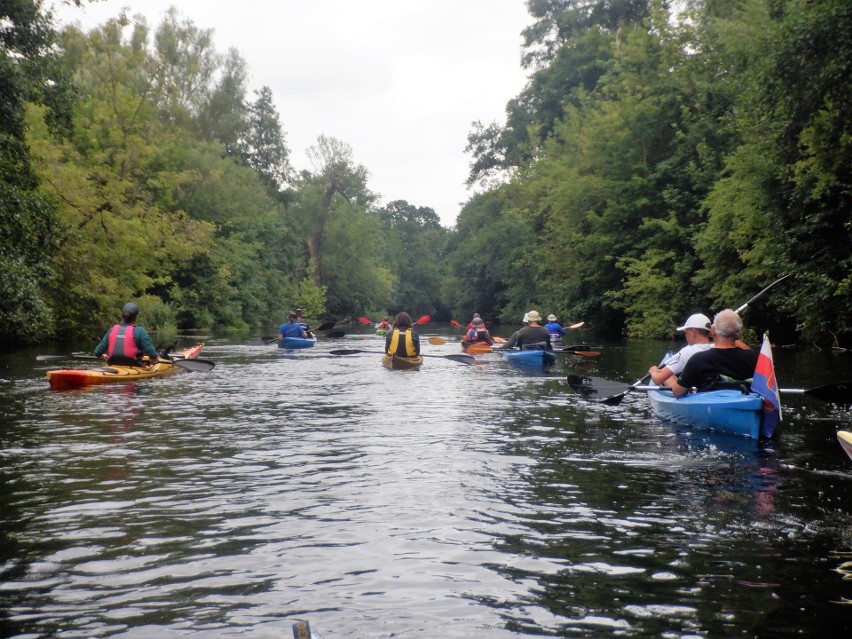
[{"xmin": 752, "ymin": 332, "xmax": 782, "ymax": 438}]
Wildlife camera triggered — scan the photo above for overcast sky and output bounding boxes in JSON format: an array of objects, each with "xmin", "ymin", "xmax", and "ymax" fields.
[{"xmin": 49, "ymin": 1, "xmax": 533, "ymax": 226}]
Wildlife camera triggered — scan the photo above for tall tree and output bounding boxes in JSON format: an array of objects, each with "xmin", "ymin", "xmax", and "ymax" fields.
[
  {"xmin": 298, "ymin": 135, "xmax": 373, "ymax": 287},
  {"xmin": 241, "ymin": 85, "xmax": 291, "ymax": 193}
]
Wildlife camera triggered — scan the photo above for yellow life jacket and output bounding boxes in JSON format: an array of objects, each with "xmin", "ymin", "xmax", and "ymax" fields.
[{"xmin": 387, "ymin": 328, "xmax": 416, "ymax": 357}]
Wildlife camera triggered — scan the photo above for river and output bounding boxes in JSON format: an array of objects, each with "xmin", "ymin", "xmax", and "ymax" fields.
[{"xmin": 1, "ymin": 327, "xmax": 851, "ymax": 638}]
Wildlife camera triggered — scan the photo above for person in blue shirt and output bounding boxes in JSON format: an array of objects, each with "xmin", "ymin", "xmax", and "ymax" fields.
[
  {"xmin": 544, "ymin": 314, "xmax": 567, "ymax": 339},
  {"xmin": 94, "ymin": 302, "xmax": 159, "ymax": 366},
  {"xmin": 278, "ymin": 312, "xmax": 308, "ymax": 340}
]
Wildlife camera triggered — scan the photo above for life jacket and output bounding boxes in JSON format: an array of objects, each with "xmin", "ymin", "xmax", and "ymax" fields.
[
  {"xmin": 107, "ymin": 324, "xmax": 139, "ymax": 359},
  {"xmin": 467, "ymin": 328, "xmax": 489, "ymax": 343},
  {"xmin": 387, "ymin": 328, "xmax": 416, "ymax": 357}
]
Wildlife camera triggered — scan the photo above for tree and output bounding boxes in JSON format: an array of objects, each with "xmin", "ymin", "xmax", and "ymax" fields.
[
  {"xmin": 241, "ymin": 85, "xmax": 291, "ymax": 193},
  {"xmin": 0, "ymin": 0, "xmax": 73, "ymax": 342},
  {"xmin": 298, "ymin": 135, "xmax": 373, "ymax": 287}
]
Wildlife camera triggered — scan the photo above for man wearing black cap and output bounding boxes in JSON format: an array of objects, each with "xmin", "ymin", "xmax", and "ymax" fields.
[{"xmin": 93, "ymin": 302, "xmax": 160, "ymax": 366}]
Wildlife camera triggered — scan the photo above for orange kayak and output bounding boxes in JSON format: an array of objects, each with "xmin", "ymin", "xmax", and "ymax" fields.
[
  {"xmin": 47, "ymin": 344, "xmax": 205, "ymax": 390},
  {"xmin": 462, "ymin": 342, "xmax": 492, "ymax": 355}
]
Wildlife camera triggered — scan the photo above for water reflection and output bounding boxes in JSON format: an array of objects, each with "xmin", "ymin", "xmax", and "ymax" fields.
[{"xmin": 0, "ymin": 334, "xmax": 850, "ymax": 637}]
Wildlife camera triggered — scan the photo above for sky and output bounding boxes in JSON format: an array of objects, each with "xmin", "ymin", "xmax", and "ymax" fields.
[{"xmin": 48, "ymin": 1, "xmax": 533, "ymax": 226}]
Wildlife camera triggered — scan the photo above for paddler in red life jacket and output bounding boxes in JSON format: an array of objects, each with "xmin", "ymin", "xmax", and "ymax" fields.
[
  {"xmin": 376, "ymin": 317, "xmax": 391, "ymax": 330},
  {"xmin": 462, "ymin": 317, "xmax": 493, "ymax": 346},
  {"xmin": 385, "ymin": 311, "xmax": 421, "ymax": 357},
  {"xmin": 93, "ymin": 302, "xmax": 160, "ymax": 367}
]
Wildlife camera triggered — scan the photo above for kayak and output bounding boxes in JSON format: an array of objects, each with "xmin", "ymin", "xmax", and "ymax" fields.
[
  {"xmin": 839, "ymin": 431, "xmax": 852, "ymax": 462},
  {"xmin": 376, "ymin": 328, "xmax": 388, "ymax": 336},
  {"xmin": 462, "ymin": 342, "xmax": 492, "ymax": 354},
  {"xmin": 647, "ymin": 389, "xmax": 764, "ymax": 439},
  {"xmin": 47, "ymin": 344, "xmax": 205, "ymax": 390},
  {"xmin": 503, "ymin": 348, "xmax": 556, "ymax": 366},
  {"xmin": 381, "ymin": 354, "xmax": 423, "ymax": 370},
  {"xmin": 279, "ymin": 336, "xmax": 317, "ymax": 349}
]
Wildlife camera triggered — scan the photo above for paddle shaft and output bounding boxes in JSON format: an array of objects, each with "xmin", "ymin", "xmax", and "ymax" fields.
[
  {"xmin": 329, "ymin": 349, "xmax": 474, "ymax": 365},
  {"xmin": 631, "ymin": 381, "xmax": 852, "ymax": 404}
]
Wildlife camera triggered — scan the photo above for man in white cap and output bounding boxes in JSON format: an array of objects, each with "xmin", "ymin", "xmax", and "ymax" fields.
[
  {"xmin": 502, "ymin": 310, "xmax": 552, "ymax": 350},
  {"xmin": 648, "ymin": 312, "xmax": 712, "ymax": 389}
]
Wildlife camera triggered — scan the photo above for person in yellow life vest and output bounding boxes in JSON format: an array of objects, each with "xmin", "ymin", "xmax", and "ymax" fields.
[{"xmin": 385, "ymin": 311, "xmax": 421, "ymax": 357}]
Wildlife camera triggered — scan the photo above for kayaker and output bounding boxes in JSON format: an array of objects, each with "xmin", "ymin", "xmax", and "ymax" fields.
[
  {"xmin": 648, "ymin": 313, "xmax": 712, "ymax": 389},
  {"xmin": 671, "ymin": 309, "xmax": 759, "ymax": 397},
  {"xmin": 502, "ymin": 310, "xmax": 552, "ymax": 351},
  {"xmin": 385, "ymin": 312, "xmax": 421, "ymax": 357},
  {"xmin": 376, "ymin": 317, "xmax": 391, "ymax": 331},
  {"xmin": 462, "ymin": 317, "xmax": 493, "ymax": 346},
  {"xmin": 544, "ymin": 314, "xmax": 567, "ymax": 339},
  {"xmin": 294, "ymin": 309, "xmax": 314, "ymax": 338},
  {"xmin": 278, "ymin": 312, "xmax": 308, "ymax": 340},
  {"xmin": 94, "ymin": 302, "xmax": 160, "ymax": 367},
  {"xmin": 465, "ymin": 313, "xmax": 486, "ymax": 330}
]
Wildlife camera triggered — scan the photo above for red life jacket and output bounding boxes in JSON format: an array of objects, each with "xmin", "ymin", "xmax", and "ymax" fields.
[{"xmin": 107, "ymin": 324, "xmax": 139, "ymax": 358}]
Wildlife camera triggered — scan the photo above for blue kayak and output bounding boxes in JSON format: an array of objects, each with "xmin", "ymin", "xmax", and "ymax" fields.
[
  {"xmin": 503, "ymin": 348, "xmax": 556, "ymax": 367},
  {"xmin": 647, "ymin": 389, "xmax": 764, "ymax": 439},
  {"xmin": 279, "ymin": 336, "xmax": 317, "ymax": 349}
]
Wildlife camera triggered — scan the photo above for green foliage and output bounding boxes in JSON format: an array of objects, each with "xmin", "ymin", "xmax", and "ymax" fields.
[{"xmin": 291, "ymin": 278, "xmax": 327, "ymax": 320}]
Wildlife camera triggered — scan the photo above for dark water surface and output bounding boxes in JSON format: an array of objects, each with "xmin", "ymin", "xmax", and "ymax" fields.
[{"xmin": 1, "ymin": 328, "xmax": 851, "ymax": 638}]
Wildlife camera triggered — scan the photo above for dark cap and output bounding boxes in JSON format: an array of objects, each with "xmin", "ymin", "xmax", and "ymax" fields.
[{"xmin": 122, "ymin": 302, "xmax": 140, "ymax": 316}]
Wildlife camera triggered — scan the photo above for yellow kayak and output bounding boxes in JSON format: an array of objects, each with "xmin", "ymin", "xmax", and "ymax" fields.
[
  {"xmin": 381, "ymin": 354, "xmax": 423, "ymax": 370},
  {"xmin": 47, "ymin": 344, "xmax": 205, "ymax": 390}
]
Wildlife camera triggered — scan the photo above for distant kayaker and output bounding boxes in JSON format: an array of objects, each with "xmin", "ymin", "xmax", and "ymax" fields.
[
  {"xmin": 385, "ymin": 312, "xmax": 421, "ymax": 357},
  {"xmin": 94, "ymin": 302, "xmax": 160, "ymax": 367},
  {"xmin": 671, "ymin": 309, "xmax": 759, "ymax": 397},
  {"xmin": 294, "ymin": 309, "xmax": 314, "ymax": 338},
  {"xmin": 543, "ymin": 314, "xmax": 567, "ymax": 339},
  {"xmin": 278, "ymin": 312, "xmax": 308, "ymax": 340},
  {"xmin": 462, "ymin": 317, "xmax": 493, "ymax": 346},
  {"xmin": 502, "ymin": 310, "xmax": 552, "ymax": 351},
  {"xmin": 648, "ymin": 313, "xmax": 712, "ymax": 389},
  {"xmin": 465, "ymin": 313, "xmax": 486, "ymax": 330},
  {"xmin": 376, "ymin": 317, "xmax": 391, "ymax": 331}
]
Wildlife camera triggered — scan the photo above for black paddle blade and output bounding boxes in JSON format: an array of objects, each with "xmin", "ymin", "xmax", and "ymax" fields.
[
  {"xmin": 316, "ymin": 321, "xmax": 336, "ymax": 331},
  {"xmin": 330, "ymin": 349, "xmax": 367, "ymax": 356},
  {"xmin": 326, "ymin": 330, "xmax": 346, "ymax": 338},
  {"xmin": 567, "ymin": 375, "xmax": 632, "ymax": 404},
  {"xmin": 169, "ymin": 358, "xmax": 215, "ymax": 372},
  {"xmin": 442, "ymin": 354, "xmax": 475, "ymax": 365},
  {"xmin": 806, "ymin": 381, "xmax": 852, "ymax": 404}
]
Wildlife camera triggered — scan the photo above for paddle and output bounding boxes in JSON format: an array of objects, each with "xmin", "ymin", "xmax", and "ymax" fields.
[
  {"xmin": 329, "ymin": 349, "xmax": 475, "ymax": 365},
  {"xmin": 428, "ymin": 336, "xmax": 449, "ymax": 345},
  {"xmin": 36, "ymin": 353, "xmax": 215, "ymax": 372},
  {"xmin": 326, "ymin": 330, "xmax": 346, "ymax": 338},
  {"xmin": 414, "ymin": 314, "xmax": 431, "ymax": 325},
  {"xmin": 315, "ymin": 321, "xmax": 336, "ymax": 331},
  {"xmin": 450, "ymin": 319, "xmax": 463, "ymax": 328},
  {"xmin": 358, "ymin": 317, "xmax": 372, "ymax": 325},
  {"xmin": 629, "ymin": 382, "xmax": 852, "ymax": 405},
  {"xmin": 560, "ymin": 347, "xmax": 600, "ymax": 357},
  {"xmin": 568, "ymin": 322, "xmax": 585, "ymax": 329},
  {"xmin": 568, "ymin": 274, "xmax": 792, "ymax": 404}
]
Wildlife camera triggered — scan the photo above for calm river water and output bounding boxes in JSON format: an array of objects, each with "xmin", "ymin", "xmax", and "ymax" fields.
[{"xmin": 1, "ymin": 327, "xmax": 851, "ymax": 638}]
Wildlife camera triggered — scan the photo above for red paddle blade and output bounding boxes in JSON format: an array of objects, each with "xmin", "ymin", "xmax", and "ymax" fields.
[
  {"xmin": 449, "ymin": 319, "xmax": 462, "ymax": 328},
  {"xmin": 358, "ymin": 317, "xmax": 372, "ymax": 325},
  {"xmin": 414, "ymin": 314, "xmax": 431, "ymax": 325}
]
